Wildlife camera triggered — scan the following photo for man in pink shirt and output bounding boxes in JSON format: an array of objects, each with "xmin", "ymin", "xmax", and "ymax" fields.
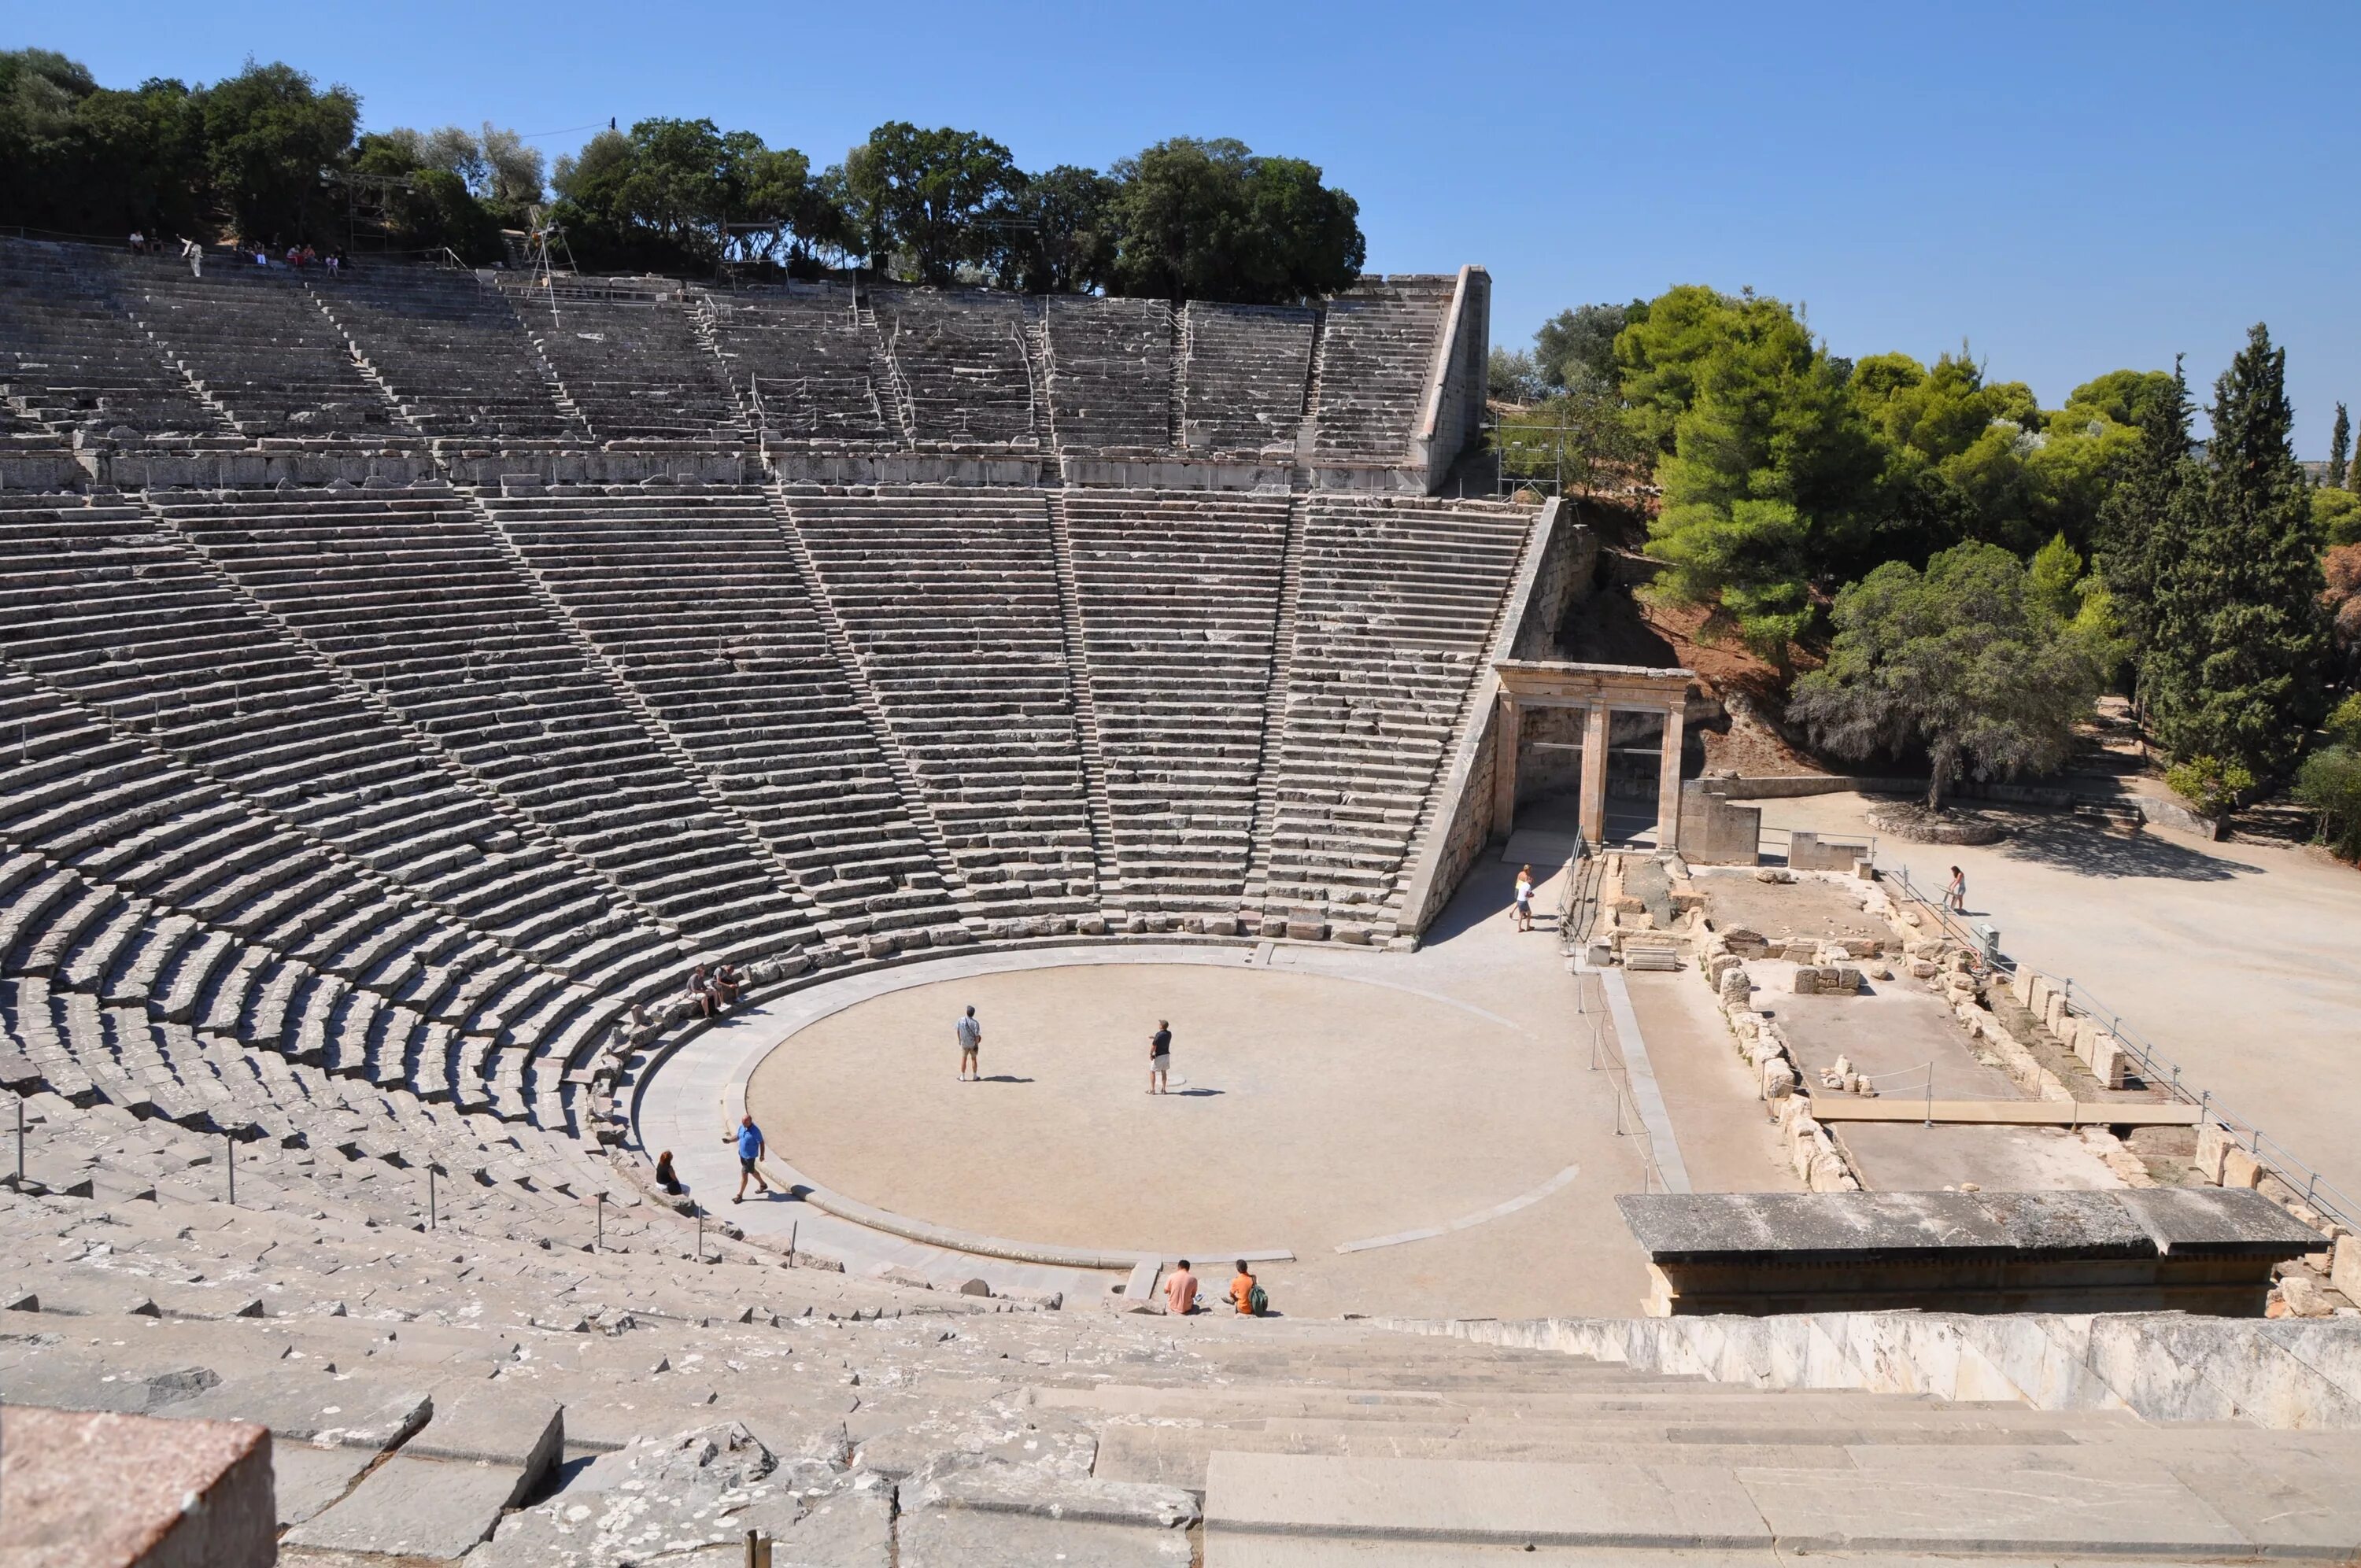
[{"xmin": 1164, "ymin": 1259, "xmax": 1199, "ymax": 1315}]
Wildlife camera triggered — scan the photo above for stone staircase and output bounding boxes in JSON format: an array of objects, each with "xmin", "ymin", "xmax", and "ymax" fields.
[
  {"xmin": 1043, "ymin": 489, "xmax": 1121, "ymax": 910},
  {"xmin": 1239, "ymin": 496, "xmax": 1309, "ymax": 921}
]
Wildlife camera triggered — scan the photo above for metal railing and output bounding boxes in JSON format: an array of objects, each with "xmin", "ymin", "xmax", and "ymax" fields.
[{"xmin": 1875, "ymin": 852, "xmax": 2358, "ymax": 1234}]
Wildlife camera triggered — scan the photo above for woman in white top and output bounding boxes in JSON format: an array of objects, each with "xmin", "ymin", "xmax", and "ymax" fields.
[{"xmin": 1513, "ymin": 865, "xmax": 1535, "ymax": 931}]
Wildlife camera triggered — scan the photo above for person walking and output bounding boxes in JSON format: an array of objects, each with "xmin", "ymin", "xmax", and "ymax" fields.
[
  {"xmin": 1229, "ymin": 1260, "xmax": 1263, "ymax": 1316},
  {"xmin": 1945, "ymin": 865, "xmax": 1968, "ymax": 914},
  {"xmin": 1513, "ymin": 865, "xmax": 1536, "ymax": 932},
  {"xmin": 1164, "ymin": 1258, "xmax": 1199, "ymax": 1315},
  {"xmin": 1148, "ymin": 1019, "xmax": 1172, "ymax": 1095},
  {"xmin": 956, "ymin": 1005, "xmax": 982, "ymax": 1081},
  {"xmin": 179, "ymin": 237, "xmax": 202, "ymax": 279},
  {"xmin": 730, "ymin": 1114, "xmax": 771, "ymax": 1202}
]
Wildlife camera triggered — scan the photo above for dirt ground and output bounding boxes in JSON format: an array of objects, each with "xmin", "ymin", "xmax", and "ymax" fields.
[{"xmin": 1694, "ymin": 870, "xmax": 1891, "ymax": 950}]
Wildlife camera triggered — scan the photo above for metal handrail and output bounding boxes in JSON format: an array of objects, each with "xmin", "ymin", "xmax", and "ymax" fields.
[
  {"xmin": 1575, "ymin": 968, "xmax": 1666, "ymax": 1196},
  {"xmin": 1875, "ymin": 853, "xmax": 2357, "ymax": 1234}
]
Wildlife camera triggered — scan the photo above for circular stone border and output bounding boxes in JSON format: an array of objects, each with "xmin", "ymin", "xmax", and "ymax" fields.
[
  {"xmin": 1866, "ymin": 802, "xmax": 2010, "ymax": 844},
  {"xmin": 628, "ymin": 939, "xmax": 1552, "ymax": 1272}
]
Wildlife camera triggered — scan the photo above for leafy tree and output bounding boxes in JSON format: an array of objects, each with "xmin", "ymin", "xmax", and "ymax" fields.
[
  {"xmin": 1493, "ymin": 385, "xmax": 1652, "ymax": 495},
  {"xmin": 1637, "ymin": 286, "xmax": 1885, "ymax": 663},
  {"xmin": 838, "ymin": 121, "xmax": 1021, "ymax": 283},
  {"xmin": 2313, "ymin": 486, "xmax": 2361, "ymax": 546},
  {"xmin": 2142, "ymin": 324, "xmax": 2331, "ymax": 777},
  {"xmin": 1533, "ymin": 302, "xmax": 1636, "ymax": 392},
  {"xmin": 2096, "ymin": 356, "xmax": 2195, "ymax": 664},
  {"xmin": 200, "ymin": 59, "xmax": 358, "ymax": 243},
  {"xmin": 2294, "ymin": 747, "xmax": 2361, "ymax": 860},
  {"xmin": 1487, "ymin": 348, "xmax": 1545, "ymax": 404},
  {"xmin": 1105, "ymin": 137, "xmax": 1362, "ymax": 304},
  {"xmin": 551, "ymin": 118, "xmax": 830, "ymax": 273},
  {"xmin": 984, "ymin": 164, "xmax": 1118, "ymax": 293},
  {"xmin": 352, "ymin": 132, "xmax": 503, "ymax": 261},
  {"xmin": 1789, "ymin": 542, "xmax": 2108, "ymax": 808},
  {"xmin": 1613, "ymin": 284, "xmax": 1805, "ymax": 453},
  {"xmin": 2331, "ymin": 400, "xmax": 2351, "ymax": 489},
  {"xmin": 2027, "ymin": 533, "xmax": 2084, "ymax": 622},
  {"xmin": 1, "ymin": 52, "xmax": 208, "ymax": 240},
  {"xmin": 2060, "ymin": 368, "xmax": 2182, "ymax": 430}
]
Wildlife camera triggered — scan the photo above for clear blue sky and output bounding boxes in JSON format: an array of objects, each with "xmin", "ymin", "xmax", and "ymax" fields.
[{"xmin": 26, "ymin": 2, "xmax": 2359, "ymax": 449}]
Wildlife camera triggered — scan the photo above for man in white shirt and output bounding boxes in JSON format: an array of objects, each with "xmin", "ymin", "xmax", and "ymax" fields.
[{"xmin": 956, "ymin": 1005, "xmax": 982, "ymax": 1081}]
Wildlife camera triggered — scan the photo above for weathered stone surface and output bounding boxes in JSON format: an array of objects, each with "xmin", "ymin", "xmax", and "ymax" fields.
[
  {"xmin": 900, "ymin": 1505, "xmax": 1192, "ymax": 1566},
  {"xmin": 285, "ymin": 1452, "xmax": 527, "ymax": 1559},
  {"xmin": 0, "ymin": 1407, "xmax": 275, "ymax": 1568}
]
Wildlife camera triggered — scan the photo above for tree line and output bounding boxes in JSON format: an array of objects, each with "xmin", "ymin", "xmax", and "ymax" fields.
[
  {"xmin": 0, "ymin": 48, "xmax": 1365, "ymax": 304},
  {"xmin": 1495, "ymin": 289, "xmax": 2352, "ymax": 832}
]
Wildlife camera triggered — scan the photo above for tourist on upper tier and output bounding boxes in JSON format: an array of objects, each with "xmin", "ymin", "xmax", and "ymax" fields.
[
  {"xmin": 711, "ymin": 961, "xmax": 744, "ymax": 1009},
  {"xmin": 687, "ymin": 964, "xmax": 717, "ymax": 1020},
  {"xmin": 127, "ymin": 229, "xmax": 144, "ymax": 253},
  {"xmin": 1229, "ymin": 1260, "xmax": 1264, "ymax": 1316},
  {"xmin": 300, "ymin": 244, "xmax": 318, "ymax": 269},
  {"xmin": 285, "ymin": 245, "xmax": 301, "ymax": 267},
  {"xmin": 1165, "ymin": 1259, "xmax": 1199, "ymax": 1315},
  {"xmin": 179, "ymin": 237, "xmax": 201, "ymax": 279},
  {"xmin": 1148, "ymin": 1019, "xmax": 1172, "ymax": 1095},
  {"xmin": 655, "ymin": 1149, "xmax": 684, "ymax": 1196},
  {"xmin": 1946, "ymin": 865, "xmax": 1968, "ymax": 913},
  {"xmin": 956, "ymin": 1004, "xmax": 982, "ymax": 1081},
  {"xmin": 1514, "ymin": 865, "xmax": 1535, "ymax": 931},
  {"xmin": 730, "ymin": 1114, "xmax": 771, "ymax": 1203},
  {"xmin": 253, "ymin": 247, "xmax": 268, "ymax": 267}
]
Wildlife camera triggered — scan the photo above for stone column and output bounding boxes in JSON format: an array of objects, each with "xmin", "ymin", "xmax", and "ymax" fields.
[
  {"xmin": 1578, "ymin": 703, "xmax": 1609, "ymax": 845},
  {"xmin": 1657, "ymin": 701, "xmax": 1686, "ymax": 851},
  {"xmin": 1491, "ymin": 695, "xmax": 1520, "ymax": 837}
]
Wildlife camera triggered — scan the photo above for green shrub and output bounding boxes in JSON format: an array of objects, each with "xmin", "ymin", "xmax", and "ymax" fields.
[
  {"xmin": 2163, "ymin": 755, "xmax": 2253, "ymax": 818},
  {"xmin": 2293, "ymin": 747, "xmax": 2361, "ymax": 861},
  {"xmin": 2325, "ymin": 693, "xmax": 2361, "ymax": 754}
]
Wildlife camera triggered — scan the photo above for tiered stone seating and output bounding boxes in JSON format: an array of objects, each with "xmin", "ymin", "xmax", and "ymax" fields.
[
  {"xmin": 0, "ymin": 245, "xmax": 226, "ymax": 442},
  {"xmin": 1310, "ymin": 274, "xmax": 1457, "ymax": 459},
  {"xmin": 1180, "ymin": 299, "xmax": 1316, "ymax": 454},
  {"xmin": 147, "ymin": 485, "xmax": 815, "ymax": 963},
  {"xmin": 313, "ymin": 267, "xmax": 582, "ymax": 443},
  {"xmin": 1063, "ymin": 490, "xmax": 1288, "ymax": 919},
  {"xmin": 875, "ymin": 290, "xmax": 1040, "ymax": 446},
  {"xmin": 109, "ymin": 260, "xmax": 411, "ymax": 442},
  {"xmin": 5, "ymin": 1160, "xmax": 2353, "ymax": 1563},
  {"xmin": 477, "ymin": 484, "xmax": 964, "ymax": 951},
  {"xmin": 704, "ymin": 284, "xmax": 900, "ymax": 445},
  {"xmin": 1042, "ymin": 294, "xmax": 1172, "ymax": 449},
  {"xmin": 528, "ymin": 298, "xmax": 746, "ymax": 445},
  {"xmin": 1261, "ymin": 498, "xmax": 1532, "ymax": 937},
  {"xmin": 785, "ymin": 488, "xmax": 1096, "ymax": 924},
  {"xmin": 0, "ymin": 494, "xmax": 680, "ymax": 1015},
  {"xmin": 0, "ymin": 662, "xmax": 674, "ymax": 1153}
]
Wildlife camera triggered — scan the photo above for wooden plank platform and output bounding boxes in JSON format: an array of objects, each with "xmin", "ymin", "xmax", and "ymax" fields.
[{"xmin": 1804, "ymin": 1098, "xmax": 2200, "ymax": 1127}]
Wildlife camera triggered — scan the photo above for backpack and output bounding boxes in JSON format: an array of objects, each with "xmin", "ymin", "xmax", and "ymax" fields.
[{"xmin": 1247, "ymin": 1284, "xmax": 1269, "ymax": 1317}]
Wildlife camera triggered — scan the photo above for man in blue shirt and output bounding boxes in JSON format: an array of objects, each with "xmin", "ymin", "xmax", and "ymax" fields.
[{"xmin": 731, "ymin": 1114, "xmax": 772, "ymax": 1204}]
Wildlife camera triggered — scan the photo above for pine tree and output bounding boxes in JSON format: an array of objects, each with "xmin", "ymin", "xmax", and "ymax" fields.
[
  {"xmin": 2097, "ymin": 355, "xmax": 2193, "ymax": 662},
  {"xmin": 2141, "ymin": 324, "xmax": 2331, "ymax": 777},
  {"xmin": 2331, "ymin": 400, "xmax": 2352, "ymax": 489}
]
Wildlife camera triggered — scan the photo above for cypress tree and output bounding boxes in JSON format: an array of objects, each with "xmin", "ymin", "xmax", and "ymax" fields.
[
  {"xmin": 2141, "ymin": 324, "xmax": 2331, "ymax": 777},
  {"xmin": 2331, "ymin": 400, "xmax": 2352, "ymax": 489},
  {"xmin": 2097, "ymin": 355, "xmax": 2193, "ymax": 662}
]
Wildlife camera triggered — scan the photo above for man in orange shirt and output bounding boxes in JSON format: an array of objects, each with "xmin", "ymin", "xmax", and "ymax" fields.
[
  {"xmin": 1229, "ymin": 1260, "xmax": 1258, "ymax": 1315},
  {"xmin": 1164, "ymin": 1259, "xmax": 1198, "ymax": 1315}
]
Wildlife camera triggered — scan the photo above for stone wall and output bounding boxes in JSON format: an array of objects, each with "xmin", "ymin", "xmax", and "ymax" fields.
[
  {"xmin": 1510, "ymin": 502, "xmax": 1596, "ymax": 662},
  {"xmin": 1379, "ymin": 1310, "xmax": 2361, "ymax": 1430},
  {"xmin": 1678, "ymin": 781, "xmax": 1761, "ymax": 865},
  {"xmin": 1407, "ymin": 266, "xmax": 1491, "ymax": 496},
  {"xmin": 1787, "ymin": 829, "xmax": 1872, "ymax": 872}
]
